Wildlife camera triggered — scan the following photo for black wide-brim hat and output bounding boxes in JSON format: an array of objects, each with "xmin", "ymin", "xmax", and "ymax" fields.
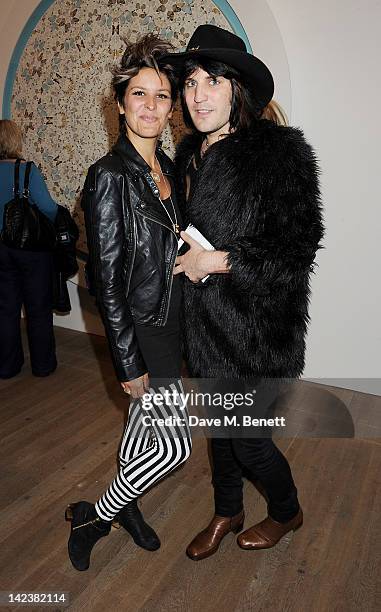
[{"xmin": 162, "ymin": 24, "xmax": 274, "ymax": 108}]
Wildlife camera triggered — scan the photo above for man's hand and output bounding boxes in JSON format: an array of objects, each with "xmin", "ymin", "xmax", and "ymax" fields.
[
  {"xmin": 174, "ymin": 231, "xmax": 231, "ymax": 282},
  {"xmin": 174, "ymin": 232, "xmax": 210, "ymax": 283},
  {"xmin": 121, "ymin": 372, "xmax": 149, "ymax": 399}
]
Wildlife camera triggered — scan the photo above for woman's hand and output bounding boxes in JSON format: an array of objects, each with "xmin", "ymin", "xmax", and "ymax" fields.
[
  {"xmin": 121, "ymin": 372, "xmax": 150, "ymax": 399},
  {"xmin": 174, "ymin": 231, "xmax": 231, "ymax": 282}
]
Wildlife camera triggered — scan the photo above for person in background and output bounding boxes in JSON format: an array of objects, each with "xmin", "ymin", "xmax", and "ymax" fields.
[{"xmin": 0, "ymin": 119, "xmax": 58, "ymax": 378}]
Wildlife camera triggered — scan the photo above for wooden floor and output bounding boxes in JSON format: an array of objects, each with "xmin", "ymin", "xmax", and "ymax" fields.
[{"xmin": 0, "ymin": 324, "xmax": 380, "ymax": 612}]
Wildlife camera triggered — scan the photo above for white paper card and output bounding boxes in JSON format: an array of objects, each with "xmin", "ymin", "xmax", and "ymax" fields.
[{"xmin": 178, "ymin": 224, "xmax": 215, "ymax": 283}]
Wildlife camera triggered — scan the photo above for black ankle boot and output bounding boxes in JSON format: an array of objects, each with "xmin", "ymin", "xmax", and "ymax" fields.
[
  {"xmin": 65, "ymin": 501, "xmax": 111, "ymax": 571},
  {"xmin": 116, "ymin": 499, "xmax": 160, "ymax": 551}
]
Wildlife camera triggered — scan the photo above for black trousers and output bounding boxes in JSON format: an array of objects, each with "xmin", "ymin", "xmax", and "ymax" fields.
[
  {"xmin": 0, "ymin": 242, "xmax": 56, "ymax": 378},
  {"xmin": 211, "ymin": 437, "xmax": 300, "ymax": 522},
  {"xmin": 210, "ymin": 379, "xmax": 300, "ymax": 523}
]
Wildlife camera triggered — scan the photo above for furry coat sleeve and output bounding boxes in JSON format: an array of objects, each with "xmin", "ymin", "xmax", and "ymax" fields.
[{"xmin": 224, "ymin": 127, "xmax": 324, "ymax": 296}]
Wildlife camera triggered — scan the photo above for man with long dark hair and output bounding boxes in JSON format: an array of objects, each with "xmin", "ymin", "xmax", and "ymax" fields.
[{"xmin": 165, "ymin": 25, "xmax": 324, "ymax": 560}]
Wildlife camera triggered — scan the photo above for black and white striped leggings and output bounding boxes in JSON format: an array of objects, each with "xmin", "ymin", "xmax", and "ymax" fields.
[
  {"xmin": 95, "ymin": 273, "xmax": 192, "ymax": 521},
  {"xmin": 95, "ymin": 378, "xmax": 191, "ymax": 521}
]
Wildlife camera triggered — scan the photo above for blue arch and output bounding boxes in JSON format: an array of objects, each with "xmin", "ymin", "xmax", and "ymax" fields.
[{"xmin": 2, "ymin": 0, "xmax": 252, "ymax": 118}]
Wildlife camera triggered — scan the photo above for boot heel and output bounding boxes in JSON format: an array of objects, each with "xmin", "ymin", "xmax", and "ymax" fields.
[
  {"xmin": 65, "ymin": 504, "xmax": 75, "ymax": 522},
  {"xmin": 233, "ymin": 520, "xmax": 244, "ymax": 534}
]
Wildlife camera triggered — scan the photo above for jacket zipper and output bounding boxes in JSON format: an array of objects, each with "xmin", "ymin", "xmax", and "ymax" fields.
[
  {"xmin": 135, "ymin": 208, "xmax": 176, "ymax": 236},
  {"xmin": 135, "ymin": 208, "xmax": 177, "ymax": 325},
  {"xmin": 160, "ymin": 245, "xmax": 177, "ymax": 326},
  {"xmin": 121, "ymin": 176, "xmax": 136, "ymax": 295}
]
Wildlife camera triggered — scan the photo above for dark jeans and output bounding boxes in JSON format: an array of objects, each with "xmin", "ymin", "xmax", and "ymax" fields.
[
  {"xmin": 0, "ymin": 242, "xmax": 57, "ymax": 378},
  {"xmin": 211, "ymin": 437, "xmax": 300, "ymax": 523},
  {"xmin": 209, "ymin": 378, "xmax": 300, "ymax": 523}
]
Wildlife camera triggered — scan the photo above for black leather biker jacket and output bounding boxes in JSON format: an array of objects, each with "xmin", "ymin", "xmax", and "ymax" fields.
[{"xmin": 82, "ymin": 133, "xmax": 180, "ymax": 382}]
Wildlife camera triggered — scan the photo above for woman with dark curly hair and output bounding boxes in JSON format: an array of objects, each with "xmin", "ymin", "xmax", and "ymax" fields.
[{"xmin": 65, "ymin": 34, "xmax": 191, "ymax": 572}]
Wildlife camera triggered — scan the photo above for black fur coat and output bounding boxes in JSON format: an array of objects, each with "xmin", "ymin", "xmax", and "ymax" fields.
[{"xmin": 175, "ymin": 119, "xmax": 324, "ymax": 378}]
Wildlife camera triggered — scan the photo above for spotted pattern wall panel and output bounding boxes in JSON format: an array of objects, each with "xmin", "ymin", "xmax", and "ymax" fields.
[{"xmin": 11, "ymin": 0, "xmax": 233, "ymax": 253}]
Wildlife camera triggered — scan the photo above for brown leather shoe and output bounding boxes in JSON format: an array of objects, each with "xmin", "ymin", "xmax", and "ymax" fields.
[
  {"xmin": 237, "ymin": 507, "xmax": 303, "ymax": 550},
  {"xmin": 186, "ymin": 510, "xmax": 245, "ymax": 561}
]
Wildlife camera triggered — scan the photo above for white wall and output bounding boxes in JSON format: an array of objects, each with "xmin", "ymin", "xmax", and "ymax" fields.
[
  {"xmin": 1, "ymin": 0, "xmax": 381, "ymax": 389},
  {"xmin": 0, "ymin": 0, "xmax": 40, "ymax": 98},
  {"xmin": 263, "ymin": 0, "xmax": 381, "ymax": 384}
]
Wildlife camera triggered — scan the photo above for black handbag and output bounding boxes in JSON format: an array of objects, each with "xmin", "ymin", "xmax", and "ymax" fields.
[
  {"xmin": 1, "ymin": 159, "xmax": 56, "ymax": 251},
  {"xmin": 54, "ymin": 204, "xmax": 79, "ymax": 278},
  {"xmin": 52, "ymin": 270, "xmax": 72, "ymax": 312},
  {"xmin": 52, "ymin": 205, "xmax": 80, "ymax": 313}
]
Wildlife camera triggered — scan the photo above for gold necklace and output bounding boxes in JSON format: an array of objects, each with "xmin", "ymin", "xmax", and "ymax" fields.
[{"xmin": 156, "ymin": 158, "xmax": 180, "ymax": 238}]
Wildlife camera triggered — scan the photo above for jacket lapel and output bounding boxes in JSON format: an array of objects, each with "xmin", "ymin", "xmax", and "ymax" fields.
[{"xmin": 112, "ymin": 134, "xmax": 175, "ymax": 231}]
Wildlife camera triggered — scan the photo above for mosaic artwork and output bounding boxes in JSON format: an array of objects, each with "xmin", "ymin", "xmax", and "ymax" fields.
[{"xmin": 11, "ymin": 0, "xmax": 233, "ymax": 253}]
